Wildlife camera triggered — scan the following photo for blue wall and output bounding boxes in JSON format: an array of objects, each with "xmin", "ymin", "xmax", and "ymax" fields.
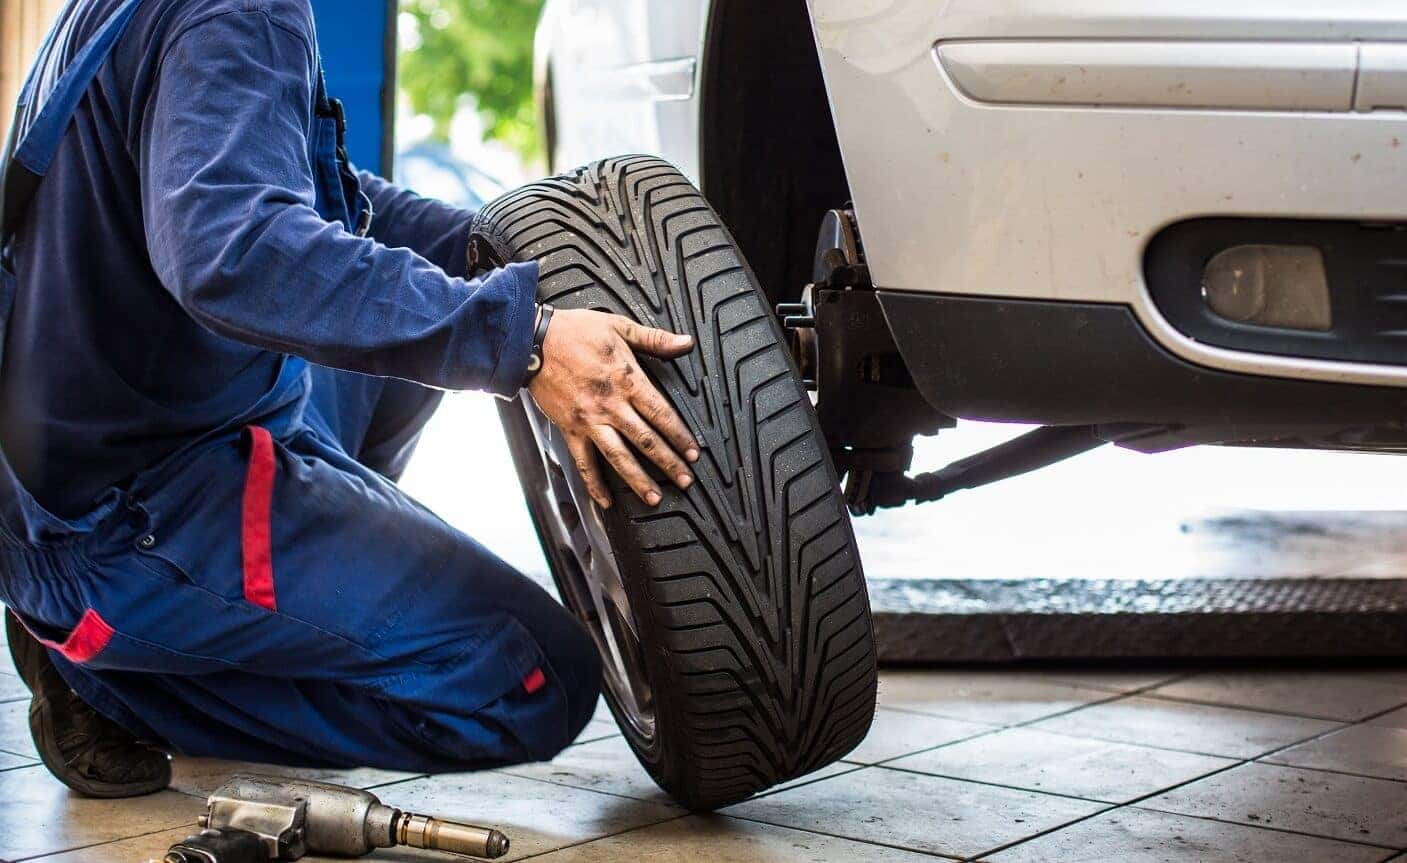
[{"xmin": 310, "ymin": 0, "xmax": 393, "ymax": 175}]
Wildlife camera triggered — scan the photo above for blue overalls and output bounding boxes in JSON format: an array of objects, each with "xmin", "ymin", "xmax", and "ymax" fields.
[{"xmin": 0, "ymin": 0, "xmax": 600, "ymax": 772}]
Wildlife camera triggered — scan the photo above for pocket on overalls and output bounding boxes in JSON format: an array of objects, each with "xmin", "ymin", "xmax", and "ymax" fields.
[{"xmin": 122, "ymin": 427, "xmax": 283, "ymax": 611}]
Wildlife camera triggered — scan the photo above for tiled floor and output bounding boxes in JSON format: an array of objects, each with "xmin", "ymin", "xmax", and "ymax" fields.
[{"xmin": 3, "ymin": 665, "xmax": 1407, "ymax": 861}]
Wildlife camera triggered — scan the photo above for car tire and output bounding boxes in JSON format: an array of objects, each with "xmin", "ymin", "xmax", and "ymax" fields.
[{"xmin": 482, "ymin": 155, "xmax": 876, "ymax": 810}]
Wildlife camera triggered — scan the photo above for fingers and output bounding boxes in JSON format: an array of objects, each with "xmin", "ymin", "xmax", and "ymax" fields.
[
  {"xmin": 615, "ymin": 318, "xmax": 694, "ymax": 358},
  {"xmin": 630, "ymin": 381, "xmax": 700, "ymax": 464},
  {"xmin": 566, "ymin": 433, "xmax": 612, "ymax": 510},
  {"xmin": 613, "ymin": 405, "xmax": 693, "ymax": 490},
  {"xmin": 589, "ymin": 425, "xmax": 661, "ymax": 506}
]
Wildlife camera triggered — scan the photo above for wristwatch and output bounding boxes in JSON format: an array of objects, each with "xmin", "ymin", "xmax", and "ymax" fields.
[{"xmin": 523, "ymin": 303, "xmax": 555, "ymax": 387}]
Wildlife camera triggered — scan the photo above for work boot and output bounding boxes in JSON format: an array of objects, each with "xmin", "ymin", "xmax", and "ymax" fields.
[{"xmin": 5, "ymin": 610, "xmax": 171, "ymax": 797}]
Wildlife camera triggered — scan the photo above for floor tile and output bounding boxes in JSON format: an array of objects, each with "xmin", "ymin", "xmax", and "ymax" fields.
[
  {"xmin": 1264, "ymin": 724, "xmax": 1407, "ymax": 781},
  {"xmin": 981, "ymin": 805, "xmax": 1389, "ymax": 862},
  {"xmin": 29, "ymin": 826, "xmax": 451, "ymax": 862},
  {"xmin": 1040, "ymin": 669, "xmax": 1188, "ymax": 694},
  {"xmin": 722, "ymin": 764, "xmax": 1105, "ymax": 860},
  {"xmin": 26, "ymin": 827, "xmax": 194, "ymax": 863},
  {"xmin": 1148, "ymin": 671, "xmax": 1407, "ymax": 721},
  {"xmin": 498, "ymin": 735, "xmax": 675, "ymax": 804},
  {"xmin": 0, "ymin": 747, "xmax": 36, "ymax": 770},
  {"xmin": 501, "ymin": 734, "xmax": 861, "ymax": 806},
  {"xmin": 0, "ymin": 671, "xmax": 27, "ymax": 703},
  {"xmin": 1369, "ymin": 706, "xmax": 1407, "ymax": 729},
  {"xmin": 1031, "ymin": 695, "xmax": 1341, "ymax": 758},
  {"xmin": 0, "ymin": 764, "xmax": 202, "ymax": 861},
  {"xmin": 843, "ymin": 707, "xmax": 993, "ymax": 764},
  {"xmin": 532, "ymin": 814, "xmax": 942, "ymax": 861},
  {"xmin": 890, "ymin": 726, "xmax": 1235, "ymax": 803},
  {"xmin": 763, "ymin": 761, "xmax": 865, "ymax": 795},
  {"xmin": 1142, "ymin": 762, "xmax": 1407, "ymax": 847},
  {"xmin": 0, "ymin": 696, "xmax": 37, "ymax": 758},
  {"xmin": 170, "ymin": 757, "xmax": 421, "ymax": 798},
  {"xmin": 364, "ymin": 768, "xmax": 682, "ymax": 861},
  {"xmin": 878, "ymin": 671, "xmax": 1111, "ymax": 725}
]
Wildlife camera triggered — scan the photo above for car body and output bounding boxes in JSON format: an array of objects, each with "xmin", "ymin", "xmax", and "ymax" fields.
[{"xmin": 536, "ymin": 0, "xmax": 1407, "ymax": 506}]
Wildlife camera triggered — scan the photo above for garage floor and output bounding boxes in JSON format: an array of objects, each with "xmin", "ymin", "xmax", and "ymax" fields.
[{"xmin": 3, "ymin": 662, "xmax": 1407, "ymax": 862}]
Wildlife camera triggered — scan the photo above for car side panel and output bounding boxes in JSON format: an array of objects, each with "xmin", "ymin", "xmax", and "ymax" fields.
[{"xmin": 808, "ymin": 0, "xmax": 1407, "ymax": 387}]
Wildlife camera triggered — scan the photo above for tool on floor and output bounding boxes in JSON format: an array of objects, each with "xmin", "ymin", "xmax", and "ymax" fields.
[{"xmin": 158, "ymin": 774, "xmax": 510, "ymax": 862}]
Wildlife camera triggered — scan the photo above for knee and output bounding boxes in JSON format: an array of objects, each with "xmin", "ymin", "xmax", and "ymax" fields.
[{"xmin": 404, "ymin": 637, "xmax": 601, "ymax": 772}]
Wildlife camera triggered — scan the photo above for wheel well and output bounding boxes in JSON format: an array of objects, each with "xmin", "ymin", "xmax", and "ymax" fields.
[{"xmin": 699, "ymin": 0, "xmax": 851, "ymax": 307}]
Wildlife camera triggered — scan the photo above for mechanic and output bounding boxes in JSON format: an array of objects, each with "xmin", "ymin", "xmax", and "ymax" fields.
[{"xmin": 0, "ymin": 0, "xmax": 700, "ymax": 798}]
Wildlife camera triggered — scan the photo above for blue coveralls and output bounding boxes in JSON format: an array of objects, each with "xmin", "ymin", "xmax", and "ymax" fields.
[{"xmin": 0, "ymin": 0, "xmax": 600, "ymax": 772}]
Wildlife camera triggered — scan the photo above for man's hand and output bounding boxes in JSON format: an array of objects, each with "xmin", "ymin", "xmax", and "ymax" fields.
[{"xmin": 527, "ymin": 308, "xmax": 700, "ymax": 509}]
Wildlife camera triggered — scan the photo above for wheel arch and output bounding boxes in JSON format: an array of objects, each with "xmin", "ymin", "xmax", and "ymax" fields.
[{"xmin": 697, "ymin": 0, "xmax": 851, "ymax": 306}]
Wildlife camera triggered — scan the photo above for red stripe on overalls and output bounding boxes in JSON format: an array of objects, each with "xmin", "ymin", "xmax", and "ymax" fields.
[
  {"xmin": 241, "ymin": 426, "xmax": 277, "ymax": 610},
  {"xmin": 29, "ymin": 609, "xmax": 115, "ymax": 664}
]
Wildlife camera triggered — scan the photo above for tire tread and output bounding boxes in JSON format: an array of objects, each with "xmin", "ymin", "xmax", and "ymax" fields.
[{"xmin": 482, "ymin": 156, "xmax": 876, "ymax": 809}]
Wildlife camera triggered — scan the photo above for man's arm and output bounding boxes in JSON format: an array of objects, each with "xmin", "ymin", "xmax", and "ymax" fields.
[
  {"xmin": 356, "ymin": 171, "xmax": 475, "ymax": 278},
  {"xmin": 141, "ymin": 8, "xmax": 702, "ymax": 504},
  {"xmin": 139, "ymin": 9, "xmax": 531, "ymax": 394}
]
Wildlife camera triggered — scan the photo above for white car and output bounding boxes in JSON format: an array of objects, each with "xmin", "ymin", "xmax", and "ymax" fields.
[{"xmin": 479, "ymin": 0, "xmax": 1407, "ymax": 808}]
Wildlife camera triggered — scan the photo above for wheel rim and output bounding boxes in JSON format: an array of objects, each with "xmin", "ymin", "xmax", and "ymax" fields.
[{"xmin": 520, "ymin": 401, "xmax": 657, "ymax": 743}]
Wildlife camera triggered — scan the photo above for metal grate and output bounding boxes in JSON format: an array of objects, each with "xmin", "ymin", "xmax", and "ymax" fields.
[{"xmin": 868, "ymin": 578, "xmax": 1407, "ymax": 663}]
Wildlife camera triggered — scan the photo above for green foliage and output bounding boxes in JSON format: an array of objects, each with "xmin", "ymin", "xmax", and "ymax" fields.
[{"xmin": 398, "ymin": 0, "xmax": 544, "ymax": 161}]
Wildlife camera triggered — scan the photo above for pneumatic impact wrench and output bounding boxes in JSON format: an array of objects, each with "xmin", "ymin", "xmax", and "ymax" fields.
[{"xmin": 160, "ymin": 775, "xmax": 510, "ymax": 862}]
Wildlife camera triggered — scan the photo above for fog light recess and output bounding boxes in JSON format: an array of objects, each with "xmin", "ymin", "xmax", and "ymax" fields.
[{"xmin": 1202, "ymin": 244, "xmax": 1331, "ymax": 331}]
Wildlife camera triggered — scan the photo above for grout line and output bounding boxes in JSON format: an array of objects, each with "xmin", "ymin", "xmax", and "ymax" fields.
[
  {"xmin": 878, "ymin": 684, "xmax": 1135, "ymax": 734},
  {"xmin": 480, "ymin": 764, "xmax": 687, "ymax": 810},
  {"xmin": 947, "ymin": 674, "xmax": 1397, "ymax": 860},
  {"xmin": 0, "ymin": 758, "xmax": 37, "ymax": 772},
  {"xmin": 961, "ymin": 804, "xmax": 1122, "ymax": 861},
  {"xmin": 1107, "ymin": 712, "xmax": 1366, "ymax": 812},
  {"xmin": 1125, "ymin": 805, "xmax": 1401, "ymax": 852},
  {"xmin": 359, "ymin": 772, "xmax": 431, "ymax": 792},
  {"xmin": 1350, "ymin": 701, "xmax": 1407, "ymax": 726},
  {"xmin": 12, "ymin": 821, "xmax": 194, "ymax": 862},
  {"xmin": 719, "ymin": 809, "xmax": 967, "ymax": 861},
  {"xmin": 569, "ymin": 729, "xmax": 623, "ymax": 747},
  {"xmin": 1255, "ymin": 758, "xmax": 1407, "ymax": 786},
  {"xmin": 848, "ymin": 724, "xmax": 1009, "ymax": 768},
  {"xmin": 861, "ymin": 762, "xmax": 1121, "ymax": 806},
  {"xmin": 1135, "ymin": 690, "xmax": 1407, "ymax": 723},
  {"xmin": 1002, "ymin": 719, "xmax": 1342, "ymax": 761},
  {"xmin": 1045, "ymin": 671, "xmax": 1201, "ymax": 696},
  {"xmin": 510, "ymin": 813, "xmax": 695, "ymax": 861},
  {"xmin": 748, "ymin": 763, "xmax": 870, "ymax": 799}
]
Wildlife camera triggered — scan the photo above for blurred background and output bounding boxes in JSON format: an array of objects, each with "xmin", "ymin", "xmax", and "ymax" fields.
[{"xmin": 4, "ymin": 0, "xmax": 1404, "ymax": 588}]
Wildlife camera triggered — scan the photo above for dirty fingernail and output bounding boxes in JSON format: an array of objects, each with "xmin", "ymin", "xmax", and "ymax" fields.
[
  {"xmin": 646, "ymin": 490, "xmax": 662, "ymax": 506},
  {"xmin": 686, "ymin": 448, "xmax": 700, "ymax": 462},
  {"xmin": 677, "ymin": 473, "xmax": 693, "ymax": 489}
]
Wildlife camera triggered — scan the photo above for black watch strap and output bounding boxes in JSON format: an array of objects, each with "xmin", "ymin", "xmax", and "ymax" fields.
[{"xmin": 523, "ymin": 303, "xmax": 555, "ymax": 386}]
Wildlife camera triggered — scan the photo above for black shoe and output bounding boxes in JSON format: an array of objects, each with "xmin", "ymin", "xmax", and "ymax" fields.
[{"xmin": 6, "ymin": 610, "xmax": 171, "ymax": 798}]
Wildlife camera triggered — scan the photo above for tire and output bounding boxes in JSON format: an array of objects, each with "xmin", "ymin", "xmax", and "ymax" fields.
[{"xmin": 483, "ymin": 156, "xmax": 876, "ymax": 810}]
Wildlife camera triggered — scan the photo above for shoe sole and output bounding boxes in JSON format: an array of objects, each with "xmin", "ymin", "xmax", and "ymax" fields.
[{"xmin": 28, "ymin": 698, "xmax": 171, "ymax": 799}]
